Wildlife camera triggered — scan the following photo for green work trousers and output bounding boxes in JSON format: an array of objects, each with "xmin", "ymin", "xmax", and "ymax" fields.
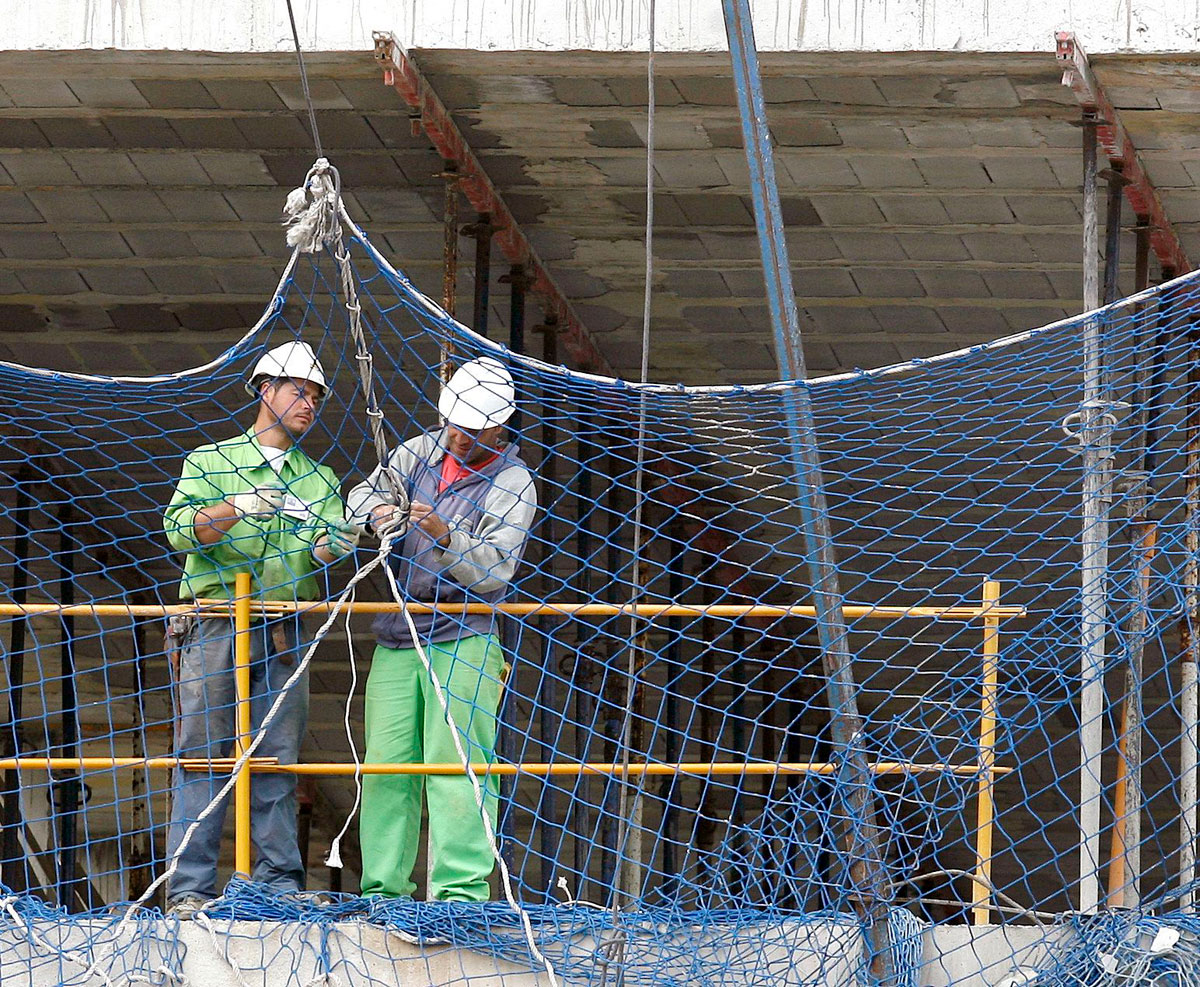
[{"xmin": 359, "ymin": 633, "xmax": 504, "ymax": 901}]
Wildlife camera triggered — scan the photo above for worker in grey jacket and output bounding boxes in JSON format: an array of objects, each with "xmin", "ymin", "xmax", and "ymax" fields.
[{"xmin": 346, "ymin": 357, "xmax": 537, "ymax": 900}]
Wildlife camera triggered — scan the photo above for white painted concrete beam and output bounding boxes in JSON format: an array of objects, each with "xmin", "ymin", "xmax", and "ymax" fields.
[{"xmin": 7, "ymin": 0, "xmax": 1200, "ymax": 55}]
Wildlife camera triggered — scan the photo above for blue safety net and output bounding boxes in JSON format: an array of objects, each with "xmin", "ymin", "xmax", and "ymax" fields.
[{"xmin": 0, "ymin": 202, "xmax": 1199, "ymax": 986}]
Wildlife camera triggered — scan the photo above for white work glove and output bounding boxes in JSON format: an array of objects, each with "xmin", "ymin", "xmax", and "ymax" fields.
[
  {"xmin": 228, "ymin": 483, "xmax": 286, "ymax": 521},
  {"xmin": 322, "ymin": 520, "xmax": 361, "ymax": 560},
  {"xmin": 371, "ymin": 470, "xmax": 410, "ymax": 540}
]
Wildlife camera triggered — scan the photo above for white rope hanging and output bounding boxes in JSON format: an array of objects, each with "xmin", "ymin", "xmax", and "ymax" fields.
[{"xmin": 284, "ymin": 159, "xmax": 559, "ymax": 986}]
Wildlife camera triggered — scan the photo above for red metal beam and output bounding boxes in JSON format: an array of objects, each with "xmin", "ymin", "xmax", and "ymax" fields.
[
  {"xmin": 372, "ymin": 31, "xmax": 614, "ymax": 375},
  {"xmin": 1056, "ymin": 31, "xmax": 1191, "ymax": 276}
]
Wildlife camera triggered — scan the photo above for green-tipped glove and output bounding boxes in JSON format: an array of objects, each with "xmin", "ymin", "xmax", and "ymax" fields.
[{"xmin": 322, "ymin": 519, "xmax": 361, "ymax": 561}]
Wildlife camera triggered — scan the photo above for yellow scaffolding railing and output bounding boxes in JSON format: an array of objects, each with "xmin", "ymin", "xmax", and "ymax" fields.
[
  {"xmin": 0, "ymin": 600, "xmax": 1026, "ymax": 621},
  {"xmin": 0, "ymin": 757, "xmax": 1014, "ymax": 778},
  {"xmin": 0, "ymin": 578, "xmax": 1020, "ymax": 921}
]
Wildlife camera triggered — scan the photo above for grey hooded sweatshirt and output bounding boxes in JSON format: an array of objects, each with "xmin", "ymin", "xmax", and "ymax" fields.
[{"xmin": 346, "ymin": 430, "xmax": 537, "ymax": 650}]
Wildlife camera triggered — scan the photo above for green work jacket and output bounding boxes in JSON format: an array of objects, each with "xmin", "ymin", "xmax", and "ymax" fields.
[{"xmin": 164, "ymin": 429, "xmax": 346, "ymax": 601}]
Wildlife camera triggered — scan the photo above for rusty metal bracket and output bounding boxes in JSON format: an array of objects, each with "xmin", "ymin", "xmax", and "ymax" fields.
[
  {"xmin": 373, "ymin": 30, "xmax": 613, "ymax": 375},
  {"xmin": 1056, "ymin": 31, "xmax": 1191, "ymax": 276}
]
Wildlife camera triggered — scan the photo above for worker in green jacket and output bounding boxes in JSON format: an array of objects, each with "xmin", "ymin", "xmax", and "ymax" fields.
[{"xmin": 162, "ymin": 339, "xmax": 359, "ymax": 915}]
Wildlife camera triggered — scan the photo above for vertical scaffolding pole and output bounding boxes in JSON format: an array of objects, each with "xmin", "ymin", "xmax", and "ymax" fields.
[
  {"xmin": 784, "ymin": 646, "xmax": 810, "ymax": 908},
  {"xmin": 503, "ymin": 265, "xmax": 528, "ymax": 373},
  {"xmin": 599, "ymin": 441, "xmax": 624, "ymax": 894},
  {"xmin": 1182, "ymin": 312, "xmax": 1200, "ymax": 909},
  {"xmin": 1144, "ymin": 270, "xmax": 1175, "ymax": 479},
  {"xmin": 233, "ymin": 572, "xmax": 253, "ymax": 877},
  {"xmin": 1078, "ymin": 113, "xmax": 1108, "ymax": 915},
  {"xmin": 127, "ymin": 603, "xmax": 156, "ymax": 903},
  {"xmin": 686, "ymin": 552, "xmax": 720, "ymax": 881},
  {"xmin": 721, "ymin": 0, "xmax": 893, "ymax": 975},
  {"xmin": 1107, "ymin": 222, "xmax": 1152, "ymax": 909},
  {"xmin": 972, "ymin": 579, "xmax": 1001, "ymax": 925},
  {"xmin": 497, "ymin": 263, "xmax": 529, "ymax": 863},
  {"xmin": 57, "ymin": 503, "xmax": 82, "ymax": 910},
  {"xmin": 758, "ymin": 632, "xmax": 781, "ymax": 805},
  {"xmin": 729, "ymin": 619, "xmax": 748, "ymax": 836},
  {"xmin": 536, "ymin": 317, "xmax": 560, "ymax": 899},
  {"xmin": 1110, "ymin": 478, "xmax": 1152, "ymax": 907},
  {"xmin": 464, "ymin": 213, "xmax": 495, "ymax": 337},
  {"xmin": 1134, "ymin": 222, "xmax": 1150, "ymax": 298},
  {"xmin": 1102, "ymin": 167, "xmax": 1126, "ymax": 306},
  {"xmin": 658, "ymin": 522, "xmax": 684, "ymax": 898},
  {"xmin": 573, "ymin": 413, "xmax": 598, "ymax": 891},
  {"xmin": 620, "ymin": 556, "xmax": 650, "ymax": 901},
  {"xmin": 2, "ymin": 470, "xmax": 31, "ymax": 892},
  {"xmin": 439, "ymin": 163, "xmax": 460, "ymax": 386}
]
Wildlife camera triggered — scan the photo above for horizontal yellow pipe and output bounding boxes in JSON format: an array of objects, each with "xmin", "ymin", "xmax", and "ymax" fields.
[
  {"xmin": 0, "ymin": 600, "xmax": 1026, "ymax": 621},
  {"xmin": 0, "ymin": 757, "xmax": 277, "ymax": 771},
  {"xmin": 263, "ymin": 760, "xmax": 1015, "ymax": 777},
  {"xmin": 0, "ymin": 757, "xmax": 1011, "ymax": 778}
]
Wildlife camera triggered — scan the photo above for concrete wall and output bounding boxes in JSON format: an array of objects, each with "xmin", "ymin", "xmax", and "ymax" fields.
[
  {"xmin": 6, "ymin": 0, "xmax": 1198, "ymax": 54},
  {"xmin": 1, "ymin": 917, "xmax": 1050, "ymax": 987}
]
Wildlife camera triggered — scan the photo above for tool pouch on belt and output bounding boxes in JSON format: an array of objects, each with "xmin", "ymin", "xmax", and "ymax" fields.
[
  {"xmin": 164, "ymin": 614, "xmax": 195, "ymax": 727},
  {"xmin": 272, "ymin": 621, "xmax": 294, "ymax": 666}
]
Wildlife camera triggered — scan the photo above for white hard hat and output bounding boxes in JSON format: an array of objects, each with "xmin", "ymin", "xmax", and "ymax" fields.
[
  {"xmin": 245, "ymin": 340, "xmax": 328, "ymax": 397},
  {"xmin": 438, "ymin": 357, "xmax": 515, "ymax": 430}
]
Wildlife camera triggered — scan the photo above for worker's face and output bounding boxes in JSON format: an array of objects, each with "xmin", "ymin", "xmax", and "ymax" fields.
[
  {"xmin": 260, "ymin": 378, "xmax": 322, "ymax": 436},
  {"xmin": 445, "ymin": 423, "xmax": 506, "ymax": 465}
]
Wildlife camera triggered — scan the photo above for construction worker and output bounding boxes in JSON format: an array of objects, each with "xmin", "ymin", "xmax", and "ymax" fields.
[
  {"xmin": 162, "ymin": 339, "xmax": 360, "ymax": 914},
  {"xmin": 347, "ymin": 356, "xmax": 537, "ymax": 901}
]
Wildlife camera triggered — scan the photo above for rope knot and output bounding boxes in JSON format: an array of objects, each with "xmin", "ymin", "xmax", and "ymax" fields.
[{"xmin": 282, "ymin": 157, "xmax": 342, "ymax": 254}]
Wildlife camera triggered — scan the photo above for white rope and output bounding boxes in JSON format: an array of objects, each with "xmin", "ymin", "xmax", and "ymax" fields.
[
  {"xmin": 109, "ymin": 164, "xmax": 387, "ymax": 939},
  {"xmin": 287, "ymin": 156, "xmax": 399, "ymax": 499},
  {"xmin": 319, "ymin": 160, "xmax": 554, "ymax": 980},
  {"xmin": 129, "ymin": 966, "xmax": 190, "ymax": 986},
  {"xmin": 317, "ymin": 152, "xmax": 400, "ymax": 867},
  {"xmin": 382, "ymin": 564, "xmax": 560, "ymax": 987},
  {"xmin": 331, "ymin": 218, "xmax": 400, "ymax": 504},
  {"xmin": 194, "ymin": 913, "xmax": 252, "ymax": 987},
  {"xmin": 324, "ymin": 589, "xmax": 364, "ymax": 870},
  {"xmin": 2, "ymin": 895, "xmax": 117, "ymax": 987}
]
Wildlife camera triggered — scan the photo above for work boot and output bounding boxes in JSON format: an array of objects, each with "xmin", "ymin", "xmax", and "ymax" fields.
[
  {"xmin": 165, "ymin": 893, "xmax": 209, "ymax": 919},
  {"xmin": 292, "ymin": 890, "xmax": 334, "ymax": 906}
]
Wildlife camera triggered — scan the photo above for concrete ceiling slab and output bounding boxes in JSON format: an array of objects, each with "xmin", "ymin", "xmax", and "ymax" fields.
[{"xmin": 0, "ymin": 48, "xmax": 1190, "ymax": 385}]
